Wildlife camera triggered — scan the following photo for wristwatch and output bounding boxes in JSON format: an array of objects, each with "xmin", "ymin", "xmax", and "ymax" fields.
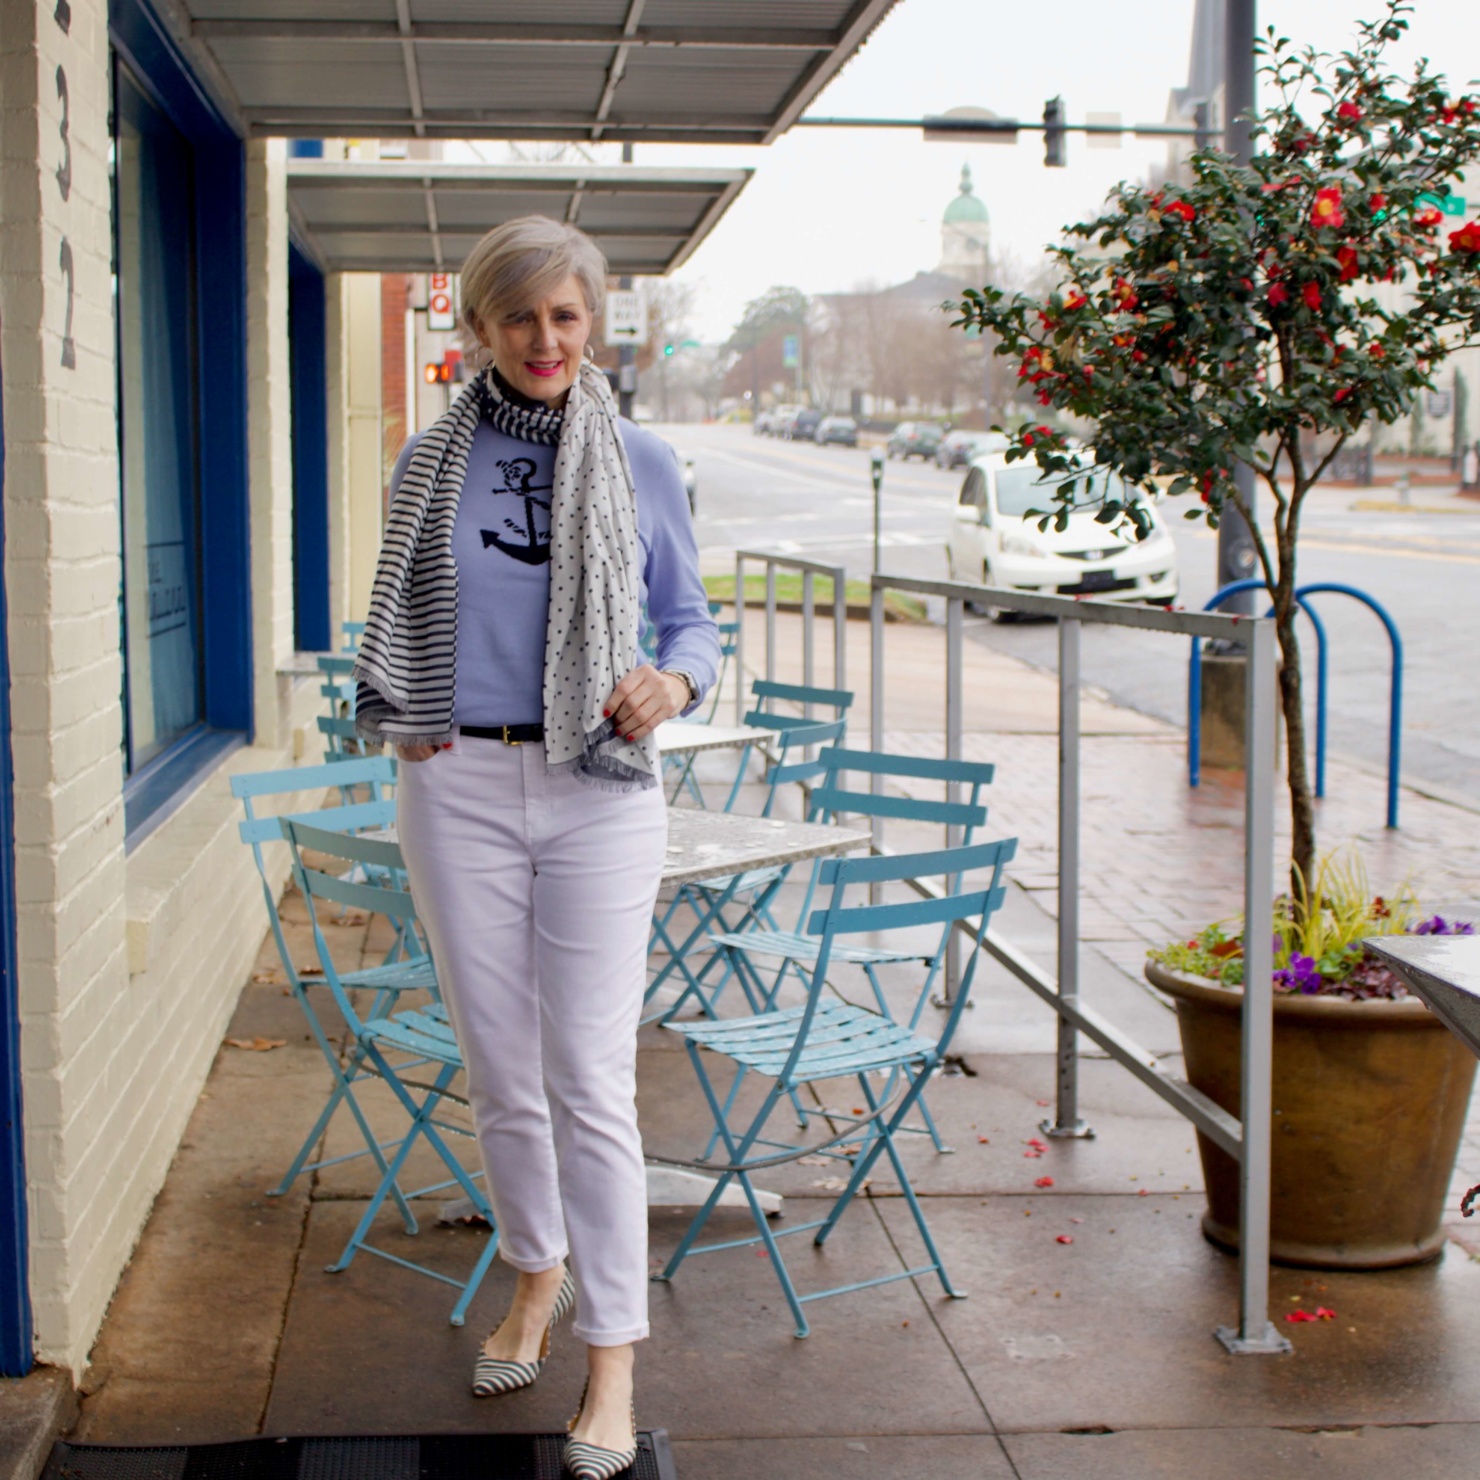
[{"xmin": 661, "ymin": 668, "xmax": 699, "ymax": 706}]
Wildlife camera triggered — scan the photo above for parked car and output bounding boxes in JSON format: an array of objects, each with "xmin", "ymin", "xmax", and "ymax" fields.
[
  {"xmin": 814, "ymin": 414, "xmax": 859, "ymax": 447},
  {"xmin": 678, "ymin": 451, "xmax": 697, "ymax": 513},
  {"xmin": 945, "ymin": 454, "xmax": 1179, "ymax": 618},
  {"xmin": 771, "ymin": 407, "xmax": 804, "ymax": 439},
  {"xmin": 936, "ymin": 430, "xmax": 1008, "ymax": 469},
  {"xmin": 886, "ymin": 421, "xmax": 945, "ymax": 460},
  {"xmin": 786, "ymin": 408, "xmax": 822, "ymax": 441},
  {"xmin": 752, "ymin": 408, "xmax": 774, "ymax": 436}
]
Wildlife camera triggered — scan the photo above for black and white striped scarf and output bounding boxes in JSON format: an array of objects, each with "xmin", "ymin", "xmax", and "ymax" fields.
[{"xmin": 353, "ymin": 360, "xmax": 658, "ymax": 792}]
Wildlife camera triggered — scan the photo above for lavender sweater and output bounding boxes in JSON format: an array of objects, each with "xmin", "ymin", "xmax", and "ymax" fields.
[{"xmin": 388, "ymin": 418, "xmax": 718, "ymax": 728}]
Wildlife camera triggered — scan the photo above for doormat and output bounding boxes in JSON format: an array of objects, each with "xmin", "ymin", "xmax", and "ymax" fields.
[{"xmin": 42, "ymin": 1432, "xmax": 676, "ymax": 1480}]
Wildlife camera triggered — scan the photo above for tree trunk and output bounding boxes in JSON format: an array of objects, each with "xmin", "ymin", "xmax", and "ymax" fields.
[{"xmin": 1276, "ymin": 610, "xmax": 1317, "ymax": 902}]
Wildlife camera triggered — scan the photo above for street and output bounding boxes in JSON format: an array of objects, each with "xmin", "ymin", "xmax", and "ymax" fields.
[{"xmin": 671, "ymin": 421, "xmax": 1480, "ymax": 809}]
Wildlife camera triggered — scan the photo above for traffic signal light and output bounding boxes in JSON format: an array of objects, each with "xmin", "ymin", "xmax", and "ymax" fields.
[
  {"xmin": 1044, "ymin": 95, "xmax": 1066, "ymax": 168},
  {"xmin": 424, "ymin": 361, "xmax": 445, "ymax": 384},
  {"xmin": 663, "ymin": 343, "xmax": 675, "ymax": 357}
]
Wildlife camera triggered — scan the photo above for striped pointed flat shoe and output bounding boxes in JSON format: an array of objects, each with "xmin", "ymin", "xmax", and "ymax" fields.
[
  {"xmin": 564, "ymin": 1379, "xmax": 638, "ymax": 1480},
  {"xmin": 470, "ymin": 1267, "xmax": 576, "ymax": 1398}
]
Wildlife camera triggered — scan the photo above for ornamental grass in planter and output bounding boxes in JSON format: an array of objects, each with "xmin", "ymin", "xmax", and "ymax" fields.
[{"xmin": 1147, "ymin": 856, "xmax": 1476, "ymax": 1269}]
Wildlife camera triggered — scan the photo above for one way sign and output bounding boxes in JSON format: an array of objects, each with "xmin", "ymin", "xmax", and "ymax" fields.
[{"xmin": 603, "ymin": 288, "xmax": 648, "ymax": 347}]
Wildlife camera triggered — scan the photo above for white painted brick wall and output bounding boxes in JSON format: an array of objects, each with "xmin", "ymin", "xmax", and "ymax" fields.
[{"xmin": 1, "ymin": 3, "xmax": 334, "ymax": 1372}]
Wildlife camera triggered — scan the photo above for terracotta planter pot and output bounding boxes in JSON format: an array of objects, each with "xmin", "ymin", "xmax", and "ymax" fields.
[{"xmin": 1145, "ymin": 959, "xmax": 1477, "ymax": 1269}]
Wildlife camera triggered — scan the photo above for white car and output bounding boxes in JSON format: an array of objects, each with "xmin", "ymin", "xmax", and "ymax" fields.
[{"xmin": 945, "ymin": 455, "xmax": 1179, "ymax": 618}]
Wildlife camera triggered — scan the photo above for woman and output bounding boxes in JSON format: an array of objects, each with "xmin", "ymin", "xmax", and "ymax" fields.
[{"xmin": 354, "ymin": 216, "xmax": 718, "ymax": 1479}]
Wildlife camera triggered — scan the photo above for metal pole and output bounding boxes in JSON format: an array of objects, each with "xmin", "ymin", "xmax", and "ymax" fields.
[
  {"xmin": 1216, "ymin": 0, "xmax": 1259, "ymax": 616},
  {"xmin": 939, "ymin": 597, "xmax": 965, "ymax": 1001},
  {"xmin": 617, "ymin": 143, "xmax": 636, "ymax": 422},
  {"xmin": 734, "ymin": 552, "xmax": 747, "ymax": 725},
  {"xmin": 832, "ymin": 564, "xmax": 848, "ymax": 698},
  {"xmin": 1044, "ymin": 617, "xmax": 1093, "ymax": 1139},
  {"xmin": 802, "ymin": 570, "xmax": 816, "ymax": 718},
  {"xmin": 1217, "ymin": 616, "xmax": 1290, "ymax": 1354},
  {"xmin": 765, "ymin": 562, "xmax": 777, "ymax": 687},
  {"xmin": 870, "ymin": 581, "xmax": 886, "ymax": 865}
]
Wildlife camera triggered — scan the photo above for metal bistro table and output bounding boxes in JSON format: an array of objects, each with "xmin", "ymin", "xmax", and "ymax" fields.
[
  {"xmin": 654, "ymin": 719, "xmax": 771, "ymax": 807},
  {"xmin": 646, "ymin": 807, "xmax": 872, "ymax": 1212},
  {"xmin": 1364, "ymin": 936, "xmax": 1480, "ymax": 1218}
]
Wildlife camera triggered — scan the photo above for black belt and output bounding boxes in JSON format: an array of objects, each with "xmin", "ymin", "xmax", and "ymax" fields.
[{"xmin": 460, "ymin": 723, "xmax": 545, "ymax": 745}]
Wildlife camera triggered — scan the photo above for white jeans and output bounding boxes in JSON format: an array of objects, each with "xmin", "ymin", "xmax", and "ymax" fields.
[{"xmin": 396, "ymin": 734, "xmax": 667, "ymax": 1345}]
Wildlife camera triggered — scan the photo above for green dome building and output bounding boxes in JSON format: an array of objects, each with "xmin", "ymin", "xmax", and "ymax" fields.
[{"xmin": 938, "ymin": 162, "xmax": 991, "ymax": 281}]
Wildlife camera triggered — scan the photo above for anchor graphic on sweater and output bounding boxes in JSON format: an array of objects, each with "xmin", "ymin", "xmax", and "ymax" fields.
[{"xmin": 480, "ymin": 457, "xmax": 552, "ymax": 566}]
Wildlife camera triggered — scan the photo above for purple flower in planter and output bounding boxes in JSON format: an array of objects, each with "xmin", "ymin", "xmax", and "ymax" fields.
[
  {"xmin": 1274, "ymin": 952, "xmax": 1324, "ymax": 994},
  {"xmin": 1414, "ymin": 916, "xmax": 1476, "ymax": 936}
]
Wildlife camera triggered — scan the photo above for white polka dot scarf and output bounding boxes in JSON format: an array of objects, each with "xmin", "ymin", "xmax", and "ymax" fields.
[{"xmin": 353, "ymin": 361, "xmax": 658, "ymax": 793}]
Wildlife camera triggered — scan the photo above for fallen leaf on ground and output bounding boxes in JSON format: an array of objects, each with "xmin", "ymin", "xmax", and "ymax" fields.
[
  {"xmin": 797, "ymin": 1155, "xmax": 830, "ymax": 1166},
  {"xmin": 1034, "ymin": 1176, "xmax": 1055, "ymax": 1188},
  {"xmin": 1056, "ymin": 1235, "xmax": 1074, "ymax": 1245},
  {"xmin": 225, "ymin": 1037, "xmax": 286, "ymax": 1052},
  {"xmin": 977, "ymin": 1136, "xmax": 990, "ymax": 1144},
  {"xmin": 297, "ymin": 964, "xmax": 324, "ymax": 976},
  {"xmin": 251, "ymin": 971, "xmax": 282, "ymax": 985}
]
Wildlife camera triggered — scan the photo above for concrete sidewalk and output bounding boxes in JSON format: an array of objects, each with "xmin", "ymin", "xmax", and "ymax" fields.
[{"xmin": 51, "ymin": 614, "xmax": 1480, "ymax": 1479}]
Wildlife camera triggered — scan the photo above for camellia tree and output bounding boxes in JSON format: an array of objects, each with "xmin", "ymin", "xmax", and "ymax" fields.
[{"xmin": 954, "ymin": 1, "xmax": 1480, "ymax": 900}]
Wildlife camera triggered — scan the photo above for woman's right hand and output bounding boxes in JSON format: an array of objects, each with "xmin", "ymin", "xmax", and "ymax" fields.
[{"xmin": 394, "ymin": 744, "xmax": 442, "ymax": 763}]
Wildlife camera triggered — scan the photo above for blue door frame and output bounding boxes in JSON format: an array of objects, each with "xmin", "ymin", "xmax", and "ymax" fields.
[{"xmin": 0, "ymin": 340, "xmax": 34, "ymax": 1376}]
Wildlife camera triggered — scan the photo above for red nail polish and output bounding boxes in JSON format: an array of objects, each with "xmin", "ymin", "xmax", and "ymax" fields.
[
  {"xmin": 603, "ymin": 709, "xmax": 611, "ymax": 717},
  {"xmin": 625, "ymin": 734, "xmax": 634, "ymax": 743}
]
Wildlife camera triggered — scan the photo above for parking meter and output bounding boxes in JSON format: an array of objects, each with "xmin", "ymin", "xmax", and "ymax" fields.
[{"xmin": 870, "ymin": 448, "xmax": 885, "ymax": 574}]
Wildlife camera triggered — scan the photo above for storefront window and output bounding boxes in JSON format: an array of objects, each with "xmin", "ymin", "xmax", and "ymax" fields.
[{"xmin": 113, "ymin": 62, "xmax": 203, "ymax": 771}]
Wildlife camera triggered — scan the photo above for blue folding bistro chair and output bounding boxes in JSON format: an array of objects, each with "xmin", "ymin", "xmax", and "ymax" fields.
[
  {"xmin": 645, "ymin": 715, "xmax": 848, "ymax": 1025},
  {"xmin": 233, "ymin": 757, "xmax": 431, "ymax": 1223},
  {"xmin": 283, "ymin": 819, "xmax": 500, "ymax": 1325},
  {"xmin": 657, "ymin": 837, "xmax": 1016, "ymax": 1337}
]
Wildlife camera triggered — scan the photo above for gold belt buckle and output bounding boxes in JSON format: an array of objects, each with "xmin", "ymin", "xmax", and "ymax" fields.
[{"xmin": 501, "ymin": 726, "xmax": 522, "ymax": 746}]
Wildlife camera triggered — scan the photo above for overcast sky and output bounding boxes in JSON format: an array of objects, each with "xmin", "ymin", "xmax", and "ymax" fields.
[{"xmin": 624, "ymin": 0, "xmax": 1480, "ymax": 342}]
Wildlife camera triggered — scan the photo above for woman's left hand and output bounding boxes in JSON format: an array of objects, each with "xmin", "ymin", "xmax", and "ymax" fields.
[{"xmin": 604, "ymin": 665, "xmax": 688, "ymax": 743}]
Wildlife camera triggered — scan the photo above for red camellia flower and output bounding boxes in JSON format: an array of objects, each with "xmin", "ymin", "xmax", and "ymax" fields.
[
  {"xmin": 1368, "ymin": 192, "xmax": 1387, "ymax": 212},
  {"xmin": 1450, "ymin": 220, "xmax": 1480, "ymax": 253},
  {"xmin": 1334, "ymin": 386, "xmax": 1352, "ymax": 403},
  {"xmin": 1163, "ymin": 199, "xmax": 1196, "ymax": 224},
  {"xmin": 1267, "ymin": 282, "xmax": 1290, "ymax": 308},
  {"xmin": 1302, "ymin": 281, "xmax": 1322, "ymax": 310},
  {"xmin": 1311, "ymin": 187, "xmax": 1345, "ymax": 230},
  {"xmin": 1336, "ymin": 100, "xmax": 1363, "ymax": 122},
  {"xmin": 1337, "ymin": 245, "xmax": 1359, "ymax": 281},
  {"xmin": 1063, "ymin": 289, "xmax": 1087, "ymax": 311},
  {"xmin": 1416, "ymin": 206, "xmax": 1443, "ymax": 228},
  {"xmin": 1112, "ymin": 277, "xmax": 1139, "ymax": 310}
]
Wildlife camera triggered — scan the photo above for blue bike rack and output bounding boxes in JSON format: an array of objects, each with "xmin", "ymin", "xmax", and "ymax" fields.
[{"xmin": 1187, "ymin": 579, "xmax": 1403, "ymax": 830}]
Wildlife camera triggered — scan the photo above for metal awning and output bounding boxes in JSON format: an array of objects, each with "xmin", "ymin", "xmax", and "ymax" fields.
[
  {"xmin": 162, "ymin": 1, "xmax": 900, "ymax": 145},
  {"xmin": 285, "ymin": 160, "xmax": 753, "ymax": 274}
]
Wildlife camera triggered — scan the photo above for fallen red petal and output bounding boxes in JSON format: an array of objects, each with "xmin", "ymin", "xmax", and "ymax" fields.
[
  {"xmin": 977, "ymin": 1135, "xmax": 990, "ymax": 1144},
  {"xmin": 1137, "ymin": 1188, "xmax": 1149, "ymax": 1196},
  {"xmin": 1315, "ymin": 1307, "xmax": 1337, "ymax": 1320},
  {"xmin": 1036, "ymin": 1099, "xmax": 1051, "ymax": 1107},
  {"xmin": 1284, "ymin": 1310, "xmax": 1319, "ymax": 1323},
  {"xmin": 1056, "ymin": 1235, "xmax": 1074, "ymax": 1244},
  {"xmin": 1035, "ymin": 1176, "xmax": 1055, "ymax": 1188}
]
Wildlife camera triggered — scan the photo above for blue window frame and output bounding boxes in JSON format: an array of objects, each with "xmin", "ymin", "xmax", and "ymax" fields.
[
  {"xmin": 0, "ymin": 340, "xmax": 32, "ymax": 1377},
  {"xmin": 289, "ymin": 241, "xmax": 330, "ymax": 653},
  {"xmin": 110, "ymin": 0, "xmax": 252, "ymax": 843}
]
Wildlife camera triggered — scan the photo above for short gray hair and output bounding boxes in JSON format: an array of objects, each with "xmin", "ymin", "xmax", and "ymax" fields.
[{"xmin": 459, "ymin": 216, "xmax": 607, "ymax": 334}]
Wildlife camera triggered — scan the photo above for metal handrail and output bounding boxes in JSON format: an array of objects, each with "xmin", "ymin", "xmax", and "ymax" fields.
[
  {"xmin": 732, "ymin": 550, "xmax": 848, "ymax": 723},
  {"xmin": 862, "ymin": 572, "xmax": 1284, "ymax": 1356},
  {"xmin": 1189, "ymin": 579, "xmax": 1403, "ymax": 828}
]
